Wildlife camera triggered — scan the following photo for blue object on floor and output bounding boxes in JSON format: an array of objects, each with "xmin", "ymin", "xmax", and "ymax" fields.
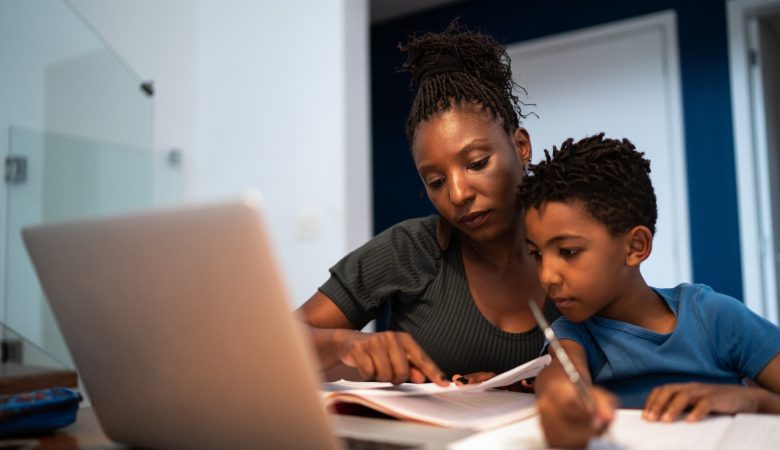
[{"xmin": 0, "ymin": 387, "xmax": 82, "ymax": 435}]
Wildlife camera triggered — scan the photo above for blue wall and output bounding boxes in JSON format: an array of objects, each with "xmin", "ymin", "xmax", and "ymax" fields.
[{"xmin": 370, "ymin": 0, "xmax": 743, "ymax": 300}]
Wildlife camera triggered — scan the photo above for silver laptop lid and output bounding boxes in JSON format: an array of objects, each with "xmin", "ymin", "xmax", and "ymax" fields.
[{"xmin": 23, "ymin": 195, "xmax": 339, "ymax": 450}]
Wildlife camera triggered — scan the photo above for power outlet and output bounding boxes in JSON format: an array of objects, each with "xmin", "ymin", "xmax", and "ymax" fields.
[
  {"xmin": 1, "ymin": 339, "xmax": 23, "ymax": 363},
  {"xmin": 296, "ymin": 206, "xmax": 324, "ymax": 242}
]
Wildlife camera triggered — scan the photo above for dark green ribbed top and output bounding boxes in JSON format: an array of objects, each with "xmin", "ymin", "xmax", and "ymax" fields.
[{"xmin": 319, "ymin": 215, "xmax": 560, "ymax": 377}]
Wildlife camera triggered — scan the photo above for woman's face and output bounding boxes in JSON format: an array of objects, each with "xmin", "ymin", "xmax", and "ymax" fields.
[{"xmin": 412, "ymin": 106, "xmax": 530, "ymax": 242}]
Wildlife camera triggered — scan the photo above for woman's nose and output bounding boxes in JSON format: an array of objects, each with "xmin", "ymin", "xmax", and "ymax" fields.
[{"xmin": 449, "ymin": 174, "xmax": 474, "ymax": 206}]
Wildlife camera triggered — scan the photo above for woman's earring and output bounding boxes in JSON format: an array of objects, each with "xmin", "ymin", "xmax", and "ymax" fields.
[{"xmin": 523, "ymin": 161, "xmax": 531, "ymax": 176}]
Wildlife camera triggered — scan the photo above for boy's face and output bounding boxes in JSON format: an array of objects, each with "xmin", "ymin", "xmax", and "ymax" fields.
[{"xmin": 524, "ymin": 200, "xmax": 631, "ymax": 322}]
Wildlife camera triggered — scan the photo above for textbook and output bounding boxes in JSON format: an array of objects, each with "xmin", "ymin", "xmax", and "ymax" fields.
[{"xmin": 320, "ymin": 354, "xmax": 550, "ymax": 430}]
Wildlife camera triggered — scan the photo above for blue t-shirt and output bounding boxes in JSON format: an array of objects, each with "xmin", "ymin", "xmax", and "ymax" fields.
[{"xmin": 552, "ymin": 283, "xmax": 780, "ymax": 408}]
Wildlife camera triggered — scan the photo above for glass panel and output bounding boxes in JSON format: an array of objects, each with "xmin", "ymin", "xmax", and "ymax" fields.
[
  {"xmin": 4, "ymin": 128, "xmax": 182, "ymax": 368},
  {"xmin": 0, "ymin": 0, "xmax": 152, "ymax": 149},
  {"xmin": 2, "ymin": 0, "xmax": 170, "ymax": 373},
  {"xmin": 0, "ymin": 0, "xmax": 181, "ymax": 377}
]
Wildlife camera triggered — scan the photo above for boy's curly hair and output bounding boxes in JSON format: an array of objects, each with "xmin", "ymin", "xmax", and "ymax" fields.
[
  {"xmin": 398, "ymin": 20, "xmax": 527, "ymax": 142},
  {"xmin": 517, "ymin": 133, "xmax": 658, "ymax": 236}
]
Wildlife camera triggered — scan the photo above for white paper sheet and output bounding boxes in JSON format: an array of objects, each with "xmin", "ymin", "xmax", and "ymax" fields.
[
  {"xmin": 715, "ymin": 413, "xmax": 780, "ymax": 449},
  {"xmin": 321, "ymin": 354, "xmax": 551, "ymax": 397},
  {"xmin": 448, "ymin": 409, "xmax": 738, "ymax": 450}
]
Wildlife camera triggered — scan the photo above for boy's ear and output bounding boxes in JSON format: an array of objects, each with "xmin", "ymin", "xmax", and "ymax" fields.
[
  {"xmin": 625, "ymin": 226, "xmax": 653, "ymax": 267},
  {"xmin": 513, "ymin": 127, "xmax": 532, "ymax": 165}
]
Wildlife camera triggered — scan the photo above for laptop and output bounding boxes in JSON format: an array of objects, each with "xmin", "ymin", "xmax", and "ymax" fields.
[{"xmin": 22, "ymin": 195, "xmax": 346, "ymax": 449}]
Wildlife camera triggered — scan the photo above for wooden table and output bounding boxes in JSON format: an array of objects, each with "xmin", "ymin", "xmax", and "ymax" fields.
[
  {"xmin": 6, "ymin": 408, "xmax": 122, "ymax": 450},
  {"xmin": 6, "ymin": 407, "xmax": 473, "ymax": 450},
  {"xmin": 0, "ymin": 364, "xmax": 78, "ymax": 396}
]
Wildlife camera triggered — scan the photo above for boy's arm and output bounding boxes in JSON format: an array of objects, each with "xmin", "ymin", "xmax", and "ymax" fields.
[
  {"xmin": 536, "ymin": 339, "xmax": 617, "ymax": 449},
  {"xmin": 751, "ymin": 352, "xmax": 780, "ymax": 413},
  {"xmin": 643, "ymin": 353, "xmax": 780, "ymax": 422}
]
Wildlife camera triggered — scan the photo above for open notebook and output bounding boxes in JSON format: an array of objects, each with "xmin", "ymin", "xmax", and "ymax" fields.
[{"xmin": 321, "ymin": 355, "xmax": 550, "ymax": 430}]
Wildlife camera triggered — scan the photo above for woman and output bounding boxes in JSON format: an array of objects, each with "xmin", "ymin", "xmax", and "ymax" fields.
[{"xmin": 298, "ymin": 22, "xmax": 558, "ymax": 386}]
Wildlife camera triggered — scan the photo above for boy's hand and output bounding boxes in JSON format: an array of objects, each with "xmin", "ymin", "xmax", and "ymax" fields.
[
  {"xmin": 643, "ymin": 383, "xmax": 762, "ymax": 422},
  {"xmin": 538, "ymin": 378, "xmax": 616, "ymax": 448}
]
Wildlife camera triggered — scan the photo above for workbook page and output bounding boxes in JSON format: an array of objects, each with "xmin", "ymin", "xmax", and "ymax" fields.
[
  {"xmin": 715, "ymin": 413, "xmax": 780, "ymax": 449},
  {"xmin": 587, "ymin": 409, "xmax": 732, "ymax": 450},
  {"xmin": 448, "ymin": 409, "xmax": 734, "ymax": 450}
]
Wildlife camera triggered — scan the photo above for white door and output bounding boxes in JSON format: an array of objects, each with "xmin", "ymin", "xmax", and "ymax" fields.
[{"xmin": 508, "ymin": 11, "xmax": 691, "ymax": 289}]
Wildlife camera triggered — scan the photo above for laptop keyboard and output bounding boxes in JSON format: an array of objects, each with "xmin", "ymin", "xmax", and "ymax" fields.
[{"xmin": 341, "ymin": 436, "xmax": 421, "ymax": 450}]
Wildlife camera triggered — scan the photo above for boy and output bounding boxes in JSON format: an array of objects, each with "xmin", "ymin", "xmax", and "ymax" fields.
[{"xmin": 517, "ymin": 133, "xmax": 780, "ymax": 448}]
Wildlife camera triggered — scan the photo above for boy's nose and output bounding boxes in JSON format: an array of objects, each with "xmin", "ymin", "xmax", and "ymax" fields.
[{"xmin": 539, "ymin": 262, "xmax": 562, "ymax": 288}]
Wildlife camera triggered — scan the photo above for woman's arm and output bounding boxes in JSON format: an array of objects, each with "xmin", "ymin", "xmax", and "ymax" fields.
[
  {"xmin": 296, "ymin": 291, "xmax": 448, "ymax": 386},
  {"xmin": 296, "ymin": 291, "xmax": 358, "ymax": 369}
]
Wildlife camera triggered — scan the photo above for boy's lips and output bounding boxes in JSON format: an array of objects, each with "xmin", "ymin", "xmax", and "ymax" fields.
[
  {"xmin": 551, "ymin": 297, "xmax": 577, "ymax": 309},
  {"xmin": 458, "ymin": 210, "xmax": 491, "ymax": 229}
]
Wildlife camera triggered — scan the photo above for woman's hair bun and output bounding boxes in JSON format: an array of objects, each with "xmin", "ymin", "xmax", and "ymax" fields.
[
  {"xmin": 400, "ymin": 19, "xmax": 512, "ymax": 92},
  {"xmin": 398, "ymin": 19, "xmax": 527, "ymax": 141}
]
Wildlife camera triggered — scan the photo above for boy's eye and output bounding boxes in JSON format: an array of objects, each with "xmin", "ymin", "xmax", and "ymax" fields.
[
  {"xmin": 559, "ymin": 248, "xmax": 580, "ymax": 259},
  {"xmin": 427, "ymin": 178, "xmax": 444, "ymax": 189},
  {"xmin": 528, "ymin": 249, "xmax": 541, "ymax": 260},
  {"xmin": 468, "ymin": 157, "xmax": 489, "ymax": 171}
]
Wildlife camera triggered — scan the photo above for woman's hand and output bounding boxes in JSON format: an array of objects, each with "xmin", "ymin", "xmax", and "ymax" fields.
[
  {"xmin": 451, "ymin": 372, "xmax": 496, "ymax": 386},
  {"xmin": 642, "ymin": 383, "xmax": 764, "ymax": 422},
  {"xmin": 338, "ymin": 330, "xmax": 449, "ymax": 386},
  {"xmin": 450, "ymin": 372, "xmax": 535, "ymax": 393}
]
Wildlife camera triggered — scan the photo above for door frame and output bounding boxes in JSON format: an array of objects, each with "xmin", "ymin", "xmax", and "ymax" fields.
[{"xmin": 728, "ymin": 0, "xmax": 780, "ymax": 323}]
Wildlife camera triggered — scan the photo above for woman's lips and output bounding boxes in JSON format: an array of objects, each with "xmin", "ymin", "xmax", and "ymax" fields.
[{"xmin": 459, "ymin": 211, "xmax": 491, "ymax": 229}]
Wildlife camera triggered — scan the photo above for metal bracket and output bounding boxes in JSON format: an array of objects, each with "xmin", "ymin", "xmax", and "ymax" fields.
[
  {"xmin": 167, "ymin": 148, "xmax": 182, "ymax": 167},
  {"xmin": 140, "ymin": 80, "xmax": 154, "ymax": 97},
  {"xmin": 5, "ymin": 155, "xmax": 27, "ymax": 184},
  {"xmin": 1, "ymin": 339, "xmax": 23, "ymax": 363}
]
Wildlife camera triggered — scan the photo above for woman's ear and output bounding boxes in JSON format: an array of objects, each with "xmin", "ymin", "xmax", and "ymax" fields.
[
  {"xmin": 625, "ymin": 226, "xmax": 653, "ymax": 267},
  {"xmin": 513, "ymin": 127, "xmax": 532, "ymax": 165}
]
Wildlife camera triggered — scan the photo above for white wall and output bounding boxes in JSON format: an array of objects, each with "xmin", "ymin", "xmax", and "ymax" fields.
[{"xmin": 68, "ymin": 0, "xmax": 372, "ymax": 306}]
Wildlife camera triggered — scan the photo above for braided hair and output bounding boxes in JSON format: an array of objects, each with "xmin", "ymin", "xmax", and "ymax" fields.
[
  {"xmin": 399, "ymin": 20, "xmax": 526, "ymax": 142},
  {"xmin": 517, "ymin": 133, "xmax": 658, "ymax": 236}
]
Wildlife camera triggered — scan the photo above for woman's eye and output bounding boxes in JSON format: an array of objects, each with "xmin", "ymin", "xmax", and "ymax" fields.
[
  {"xmin": 560, "ymin": 248, "xmax": 580, "ymax": 258},
  {"xmin": 468, "ymin": 157, "xmax": 489, "ymax": 171},
  {"xmin": 528, "ymin": 249, "xmax": 541, "ymax": 260}
]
